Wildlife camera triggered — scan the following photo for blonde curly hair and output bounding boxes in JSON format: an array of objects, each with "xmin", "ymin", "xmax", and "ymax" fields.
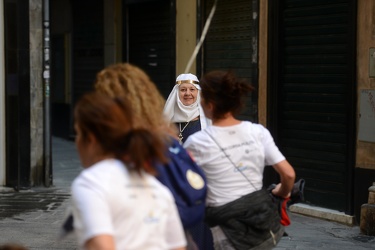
[{"xmin": 94, "ymin": 63, "xmax": 175, "ymax": 135}]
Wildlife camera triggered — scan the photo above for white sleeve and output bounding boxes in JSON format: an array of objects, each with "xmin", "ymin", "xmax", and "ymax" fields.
[
  {"xmin": 260, "ymin": 126, "xmax": 286, "ymax": 166},
  {"xmin": 183, "ymin": 135, "xmax": 203, "ymax": 164},
  {"xmin": 71, "ymin": 175, "xmax": 113, "ymax": 246},
  {"xmin": 165, "ymin": 194, "xmax": 187, "ymax": 249}
]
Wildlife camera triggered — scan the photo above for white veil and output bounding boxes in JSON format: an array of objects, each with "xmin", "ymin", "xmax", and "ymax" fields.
[{"xmin": 163, "ymin": 73, "xmax": 210, "ymax": 129}]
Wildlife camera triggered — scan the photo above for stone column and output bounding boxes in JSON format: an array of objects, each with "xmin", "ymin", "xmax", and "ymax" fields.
[
  {"xmin": 176, "ymin": 1, "xmax": 197, "ymax": 75},
  {"xmin": 104, "ymin": 0, "xmax": 122, "ymax": 66},
  {"xmin": 30, "ymin": 0, "xmax": 44, "ymax": 185},
  {"xmin": 360, "ymin": 182, "xmax": 375, "ymax": 235}
]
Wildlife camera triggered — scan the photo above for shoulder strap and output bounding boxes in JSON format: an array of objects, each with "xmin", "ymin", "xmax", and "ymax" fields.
[{"xmin": 204, "ymin": 130, "xmax": 257, "ymax": 190}]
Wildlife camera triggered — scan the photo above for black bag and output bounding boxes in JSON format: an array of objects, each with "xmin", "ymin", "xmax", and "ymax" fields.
[
  {"xmin": 205, "ymin": 189, "xmax": 284, "ymax": 250},
  {"xmin": 268, "ymin": 179, "xmax": 306, "ymax": 226}
]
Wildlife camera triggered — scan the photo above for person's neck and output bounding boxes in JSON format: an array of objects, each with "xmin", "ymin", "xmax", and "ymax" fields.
[
  {"xmin": 180, "ymin": 116, "xmax": 199, "ymax": 123},
  {"xmin": 191, "ymin": 116, "xmax": 200, "ymax": 121},
  {"xmin": 212, "ymin": 114, "xmax": 241, "ymax": 127},
  {"xmin": 84, "ymin": 153, "xmax": 115, "ymax": 168}
]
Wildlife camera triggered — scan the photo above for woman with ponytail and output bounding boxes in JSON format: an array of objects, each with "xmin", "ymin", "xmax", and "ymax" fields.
[
  {"xmin": 71, "ymin": 92, "xmax": 186, "ymax": 250},
  {"xmin": 184, "ymin": 70, "xmax": 296, "ymax": 250}
]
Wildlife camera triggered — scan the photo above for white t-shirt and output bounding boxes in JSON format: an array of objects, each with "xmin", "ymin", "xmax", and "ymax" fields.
[
  {"xmin": 71, "ymin": 159, "xmax": 186, "ymax": 250},
  {"xmin": 184, "ymin": 121, "xmax": 285, "ymax": 207}
]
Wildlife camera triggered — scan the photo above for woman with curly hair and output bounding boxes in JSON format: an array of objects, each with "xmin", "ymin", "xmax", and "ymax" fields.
[{"xmin": 93, "ymin": 63, "xmax": 206, "ymax": 250}]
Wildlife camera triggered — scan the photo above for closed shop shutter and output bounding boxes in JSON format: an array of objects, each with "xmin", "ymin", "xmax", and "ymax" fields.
[
  {"xmin": 271, "ymin": 0, "xmax": 356, "ymax": 212},
  {"xmin": 125, "ymin": 0, "xmax": 175, "ymax": 99},
  {"xmin": 203, "ymin": 0, "xmax": 257, "ymax": 121},
  {"xmin": 4, "ymin": 0, "xmax": 31, "ymax": 188},
  {"xmin": 71, "ymin": 0, "xmax": 104, "ymax": 105}
]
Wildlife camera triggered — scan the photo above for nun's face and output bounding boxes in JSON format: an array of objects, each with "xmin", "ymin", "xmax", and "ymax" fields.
[{"xmin": 178, "ymin": 83, "xmax": 198, "ymax": 106}]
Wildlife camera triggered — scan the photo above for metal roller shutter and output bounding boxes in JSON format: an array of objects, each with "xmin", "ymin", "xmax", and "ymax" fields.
[
  {"xmin": 71, "ymin": 0, "xmax": 104, "ymax": 105},
  {"xmin": 203, "ymin": 0, "xmax": 257, "ymax": 121},
  {"xmin": 125, "ymin": 0, "xmax": 175, "ymax": 99},
  {"xmin": 272, "ymin": 0, "xmax": 356, "ymax": 212}
]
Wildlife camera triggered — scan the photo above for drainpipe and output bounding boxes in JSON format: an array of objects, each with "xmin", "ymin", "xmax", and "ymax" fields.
[{"xmin": 43, "ymin": 0, "xmax": 52, "ymax": 187}]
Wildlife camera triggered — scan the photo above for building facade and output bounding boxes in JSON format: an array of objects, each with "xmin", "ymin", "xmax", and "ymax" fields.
[{"xmin": 1, "ymin": 0, "xmax": 375, "ymax": 227}]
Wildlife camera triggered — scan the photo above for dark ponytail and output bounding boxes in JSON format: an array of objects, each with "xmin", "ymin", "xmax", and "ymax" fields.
[{"xmin": 118, "ymin": 129, "xmax": 167, "ymax": 175}]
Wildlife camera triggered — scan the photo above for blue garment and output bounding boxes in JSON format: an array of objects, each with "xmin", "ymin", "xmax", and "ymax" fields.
[
  {"xmin": 176, "ymin": 119, "xmax": 201, "ymax": 144},
  {"xmin": 189, "ymin": 222, "xmax": 214, "ymax": 250},
  {"xmin": 176, "ymin": 118, "xmax": 214, "ymax": 249}
]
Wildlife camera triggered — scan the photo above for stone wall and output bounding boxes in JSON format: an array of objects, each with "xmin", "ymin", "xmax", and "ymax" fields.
[
  {"xmin": 29, "ymin": 0, "xmax": 44, "ymax": 185},
  {"xmin": 258, "ymin": 0, "xmax": 268, "ymax": 127},
  {"xmin": 356, "ymin": 0, "xmax": 375, "ymax": 171}
]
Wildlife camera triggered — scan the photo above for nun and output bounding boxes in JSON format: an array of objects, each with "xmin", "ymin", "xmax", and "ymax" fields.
[{"xmin": 163, "ymin": 73, "xmax": 210, "ymax": 144}]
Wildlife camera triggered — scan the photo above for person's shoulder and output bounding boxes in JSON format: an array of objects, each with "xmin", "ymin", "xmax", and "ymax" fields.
[
  {"xmin": 184, "ymin": 128, "xmax": 210, "ymax": 145},
  {"xmin": 242, "ymin": 121, "xmax": 275, "ymax": 143},
  {"xmin": 147, "ymin": 175, "xmax": 175, "ymax": 201},
  {"xmin": 73, "ymin": 159, "xmax": 124, "ymax": 187},
  {"xmin": 190, "ymin": 129, "xmax": 207, "ymax": 139},
  {"xmin": 242, "ymin": 121, "xmax": 268, "ymax": 132}
]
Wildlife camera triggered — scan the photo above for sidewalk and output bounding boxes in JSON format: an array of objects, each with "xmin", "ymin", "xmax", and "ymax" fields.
[
  {"xmin": 0, "ymin": 137, "xmax": 374, "ymax": 249},
  {"xmin": 277, "ymin": 213, "xmax": 375, "ymax": 250},
  {"xmin": 0, "ymin": 137, "xmax": 80, "ymax": 249}
]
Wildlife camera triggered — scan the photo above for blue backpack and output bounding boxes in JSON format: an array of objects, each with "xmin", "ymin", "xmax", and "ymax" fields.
[{"xmin": 155, "ymin": 138, "xmax": 207, "ymax": 229}]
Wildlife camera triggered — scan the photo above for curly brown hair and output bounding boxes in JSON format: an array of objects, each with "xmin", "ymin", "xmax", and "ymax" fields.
[
  {"xmin": 200, "ymin": 70, "xmax": 254, "ymax": 120},
  {"xmin": 94, "ymin": 63, "xmax": 176, "ymax": 135}
]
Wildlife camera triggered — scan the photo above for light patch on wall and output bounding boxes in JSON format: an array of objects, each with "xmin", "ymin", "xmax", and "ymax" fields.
[
  {"xmin": 358, "ymin": 89, "xmax": 375, "ymax": 142},
  {"xmin": 369, "ymin": 48, "xmax": 375, "ymax": 78}
]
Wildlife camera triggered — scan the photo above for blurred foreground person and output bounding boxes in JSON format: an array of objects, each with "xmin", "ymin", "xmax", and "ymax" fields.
[
  {"xmin": 184, "ymin": 71, "xmax": 296, "ymax": 250},
  {"xmin": 71, "ymin": 92, "xmax": 186, "ymax": 250},
  {"xmin": 0, "ymin": 244, "xmax": 28, "ymax": 250}
]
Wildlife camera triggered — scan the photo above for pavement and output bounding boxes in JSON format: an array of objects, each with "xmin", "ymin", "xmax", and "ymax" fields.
[{"xmin": 0, "ymin": 137, "xmax": 374, "ymax": 249}]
